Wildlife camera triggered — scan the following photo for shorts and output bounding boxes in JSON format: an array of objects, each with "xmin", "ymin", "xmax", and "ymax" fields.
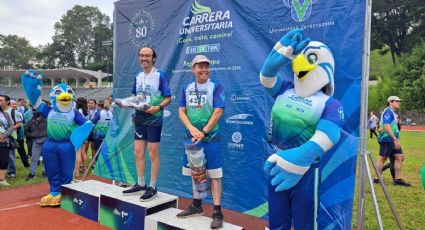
[
  {"xmin": 379, "ymin": 142, "xmax": 403, "ymax": 157},
  {"xmin": 182, "ymin": 141, "xmax": 222, "ymax": 178},
  {"xmin": 0, "ymin": 145, "xmax": 9, "ymax": 170},
  {"xmin": 134, "ymin": 124, "xmax": 162, "ymax": 142}
]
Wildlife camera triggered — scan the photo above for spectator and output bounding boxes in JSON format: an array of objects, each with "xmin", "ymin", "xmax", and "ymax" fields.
[
  {"xmin": 0, "ymin": 104, "xmax": 14, "ymax": 186},
  {"xmin": 74, "ymin": 97, "xmax": 89, "ymax": 178},
  {"xmin": 25, "ymin": 111, "xmax": 47, "ymax": 180},
  {"xmin": 0, "ymin": 95, "xmax": 30, "ymax": 180},
  {"xmin": 24, "ymin": 104, "xmax": 34, "ymax": 158},
  {"xmin": 368, "ymin": 111, "xmax": 379, "ymax": 138},
  {"xmin": 91, "ymin": 101, "xmax": 113, "ymax": 163},
  {"xmin": 11, "ymin": 100, "xmax": 29, "ymax": 166},
  {"xmin": 375, "ymin": 96, "xmax": 410, "ymax": 186},
  {"xmin": 87, "ymin": 99, "xmax": 98, "ymax": 165}
]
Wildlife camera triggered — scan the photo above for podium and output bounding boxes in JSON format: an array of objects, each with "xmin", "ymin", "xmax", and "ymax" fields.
[
  {"xmin": 145, "ymin": 208, "xmax": 244, "ymax": 230},
  {"xmin": 61, "ymin": 180, "xmax": 178, "ymax": 229}
]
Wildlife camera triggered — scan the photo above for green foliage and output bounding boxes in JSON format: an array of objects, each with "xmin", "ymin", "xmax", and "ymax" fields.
[
  {"xmin": 0, "ymin": 35, "xmax": 37, "ymax": 69},
  {"xmin": 52, "ymin": 5, "xmax": 112, "ymax": 68},
  {"xmin": 371, "ymin": 0, "xmax": 425, "ymax": 65}
]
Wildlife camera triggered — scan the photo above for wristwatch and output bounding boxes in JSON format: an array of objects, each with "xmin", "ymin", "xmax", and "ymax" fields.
[
  {"xmin": 158, "ymin": 104, "xmax": 164, "ymax": 110},
  {"xmin": 202, "ymin": 130, "xmax": 208, "ymax": 135}
]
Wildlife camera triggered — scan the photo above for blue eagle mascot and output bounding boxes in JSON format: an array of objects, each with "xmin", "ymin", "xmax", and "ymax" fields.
[
  {"xmin": 22, "ymin": 70, "xmax": 94, "ymax": 207},
  {"xmin": 260, "ymin": 29, "xmax": 345, "ymax": 229}
]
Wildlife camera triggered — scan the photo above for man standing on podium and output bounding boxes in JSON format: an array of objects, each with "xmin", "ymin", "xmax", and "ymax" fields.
[
  {"xmin": 122, "ymin": 47, "xmax": 172, "ymax": 201},
  {"xmin": 176, "ymin": 55, "xmax": 225, "ymax": 229}
]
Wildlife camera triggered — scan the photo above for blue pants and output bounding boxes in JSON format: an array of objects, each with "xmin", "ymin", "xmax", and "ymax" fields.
[
  {"xmin": 29, "ymin": 138, "xmax": 46, "ymax": 176},
  {"xmin": 8, "ymin": 150, "xmax": 16, "ymax": 175},
  {"xmin": 268, "ymin": 163, "xmax": 319, "ymax": 230},
  {"xmin": 42, "ymin": 139, "xmax": 75, "ymax": 194}
]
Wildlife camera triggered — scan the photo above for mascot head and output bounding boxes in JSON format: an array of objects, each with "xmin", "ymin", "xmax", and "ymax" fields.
[
  {"xmin": 49, "ymin": 83, "xmax": 75, "ymax": 113},
  {"xmin": 292, "ymin": 41, "xmax": 335, "ymax": 98}
]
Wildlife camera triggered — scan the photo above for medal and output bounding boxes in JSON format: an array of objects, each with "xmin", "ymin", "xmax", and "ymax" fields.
[{"xmin": 194, "ymin": 81, "xmax": 203, "ymax": 111}]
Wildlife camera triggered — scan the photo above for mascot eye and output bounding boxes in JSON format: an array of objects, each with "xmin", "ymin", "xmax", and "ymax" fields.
[
  {"xmin": 55, "ymin": 90, "xmax": 62, "ymax": 95},
  {"xmin": 67, "ymin": 89, "xmax": 74, "ymax": 94},
  {"xmin": 307, "ymin": 53, "xmax": 318, "ymax": 64}
]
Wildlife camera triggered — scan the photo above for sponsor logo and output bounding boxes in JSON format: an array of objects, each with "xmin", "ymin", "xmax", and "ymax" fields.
[
  {"xmin": 283, "ymin": 0, "xmax": 316, "ymax": 22},
  {"xmin": 228, "ymin": 132, "xmax": 244, "ymax": 150},
  {"xmin": 112, "ymin": 208, "xmax": 129, "ymax": 219},
  {"xmin": 179, "ymin": 0, "xmax": 233, "ymax": 35},
  {"xmin": 230, "ymin": 94, "xmax": 251, "ymax": 103},
  {"xmin": 163, "ymin": 109, "xmax": 171, "ymax": 118},
  {"xmin": 129, "ymin": 10, "xmax": 155, "ymax": 47},
  {"xmin": 225, "ymin": 114, "xmax": 254, "ymax": 125},
  {"xmin": 338, "ymin": 107, "xmax": 344, "ymax": 120},
  {"xmin": 289, "ymin": 94, "xmax": 312, "ymax": 106},
  {"xmin": 186, "ymin": 44, "xmax": 220, "ymax": 54}
]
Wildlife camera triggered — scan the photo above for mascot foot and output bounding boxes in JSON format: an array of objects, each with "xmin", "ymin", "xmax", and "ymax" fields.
[{"xmin": 39, "ymin": 194, "xmax": 61, "ymax": 207}]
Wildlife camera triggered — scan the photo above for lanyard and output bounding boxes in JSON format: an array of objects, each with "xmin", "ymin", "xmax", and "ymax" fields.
[
  {"xmin": 194, "ymin": 81, "xmax": 204, "ymax": 110},
  {"xmin": 141, "ymin": 67, "xmax": 156, "ymax": 95}
]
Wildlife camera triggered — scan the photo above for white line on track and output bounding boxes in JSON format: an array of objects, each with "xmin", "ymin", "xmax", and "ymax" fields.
[{"xmin": 0, "ymin": 202, "xmax": 39, "ymax": 211}]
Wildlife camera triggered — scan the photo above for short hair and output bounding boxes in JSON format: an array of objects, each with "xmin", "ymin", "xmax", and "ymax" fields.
[
  {"xmin": 0, "ymin": 95, "xmax": 10, "ymax": 102},
  {"xmin": 88, "ymin": 99, "xmax": 97, "ymax": 104},
  {"xmin": 139, "ymin": 47, "xmax": 157, "ymax": 63}
]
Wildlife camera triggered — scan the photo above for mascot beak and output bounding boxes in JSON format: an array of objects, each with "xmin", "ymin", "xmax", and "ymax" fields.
[
  {"xmin": 292, "ymin": 55, "xmax": 317, "ymax": 81},
  {"xmin": 57, "ymin": 92, "xmax": 73, "ymax": 105}
]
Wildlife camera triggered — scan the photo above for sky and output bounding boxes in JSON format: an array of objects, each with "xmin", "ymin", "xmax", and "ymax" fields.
[{"xmin": 0, "ymin": 0, "xmax": 116, "ymax": 47}]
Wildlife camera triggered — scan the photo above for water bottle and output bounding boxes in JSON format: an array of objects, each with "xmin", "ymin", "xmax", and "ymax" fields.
[{"xmin": 185, "ymin": 139, "xmax": 209, "ymax": 198}]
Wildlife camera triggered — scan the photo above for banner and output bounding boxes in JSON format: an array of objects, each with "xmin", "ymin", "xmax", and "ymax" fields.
[{"xmin": 95, "ymin": 0, "xmax": 365, "ymax": 228}]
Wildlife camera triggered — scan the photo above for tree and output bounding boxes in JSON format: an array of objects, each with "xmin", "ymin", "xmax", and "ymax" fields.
[
  {"xmin": 52, "ymin": 5, "xmax": 112, "ymax": 68},
  {"xmin": 0, "ymin": 34, "xmax": 37, "ymax": 69},
  {"xmin": 371, "ymin": 0, "xmax": 425, "ymax": 65}
]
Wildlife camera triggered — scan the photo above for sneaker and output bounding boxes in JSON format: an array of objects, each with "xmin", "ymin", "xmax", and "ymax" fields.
[
  {"xmin": 0, "ymin": 180, "xmax": 10, "ymax": 186},
  {"xmin": 176, "ymin": 204, "xmax": 204, "ymax": 219},
  {"xmin": 373, "ymin": 178, "xmax": 380, "ymax": 184},
  {"xmin": 210, "ymin": 212, "xmax": 224, "ymax": 229},
  {"xmin": 26, "ymin": 174, "xmax": 36, "ymax": 181},
  {"xmin": 393, "ymin": 179, "xmax": 411, "ymax": 187},
  {"xmin": 8, "ymin": 173, "xmax": 16, "ymax": 178},
  {"xmin": 122, "ymin": 184, "xmax": 147, "ymax": 196},
  {"xmin": 140, "ymin": 186, "xmax": 157, "ymax": 202}
]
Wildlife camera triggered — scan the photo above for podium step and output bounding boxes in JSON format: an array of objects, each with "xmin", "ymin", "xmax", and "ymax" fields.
[
  {"xmin": 145, "ymin": 208, "xmax": 244, "ymax": 230},
  {"xmin": 61, "ymin": 179, "xmax": 178, "ymax": 230}
]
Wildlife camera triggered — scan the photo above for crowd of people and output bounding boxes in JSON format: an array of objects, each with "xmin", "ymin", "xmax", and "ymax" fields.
[{"xmin": 0, "ymin": 94, "xmax": 114, "ymax": 185}]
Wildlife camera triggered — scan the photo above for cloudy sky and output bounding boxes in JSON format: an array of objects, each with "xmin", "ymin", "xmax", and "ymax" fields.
[{"xmin": 0, "ymin": 0, "xmax": 116, "ymax": 46}]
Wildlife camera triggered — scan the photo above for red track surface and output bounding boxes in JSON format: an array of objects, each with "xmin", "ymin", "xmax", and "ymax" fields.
[{"xmin": 0, "ymin": 176, "xmax": 267, "ymax": 230}]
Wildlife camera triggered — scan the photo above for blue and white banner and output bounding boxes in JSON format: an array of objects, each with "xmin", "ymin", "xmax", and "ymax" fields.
[{"xmin": 95, "ymin": 0, "xmax": 365, "ymax": 228}]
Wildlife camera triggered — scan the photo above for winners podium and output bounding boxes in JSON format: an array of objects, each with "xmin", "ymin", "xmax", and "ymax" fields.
[{"xmin": 61, "ymin": 180, "xmax": 244, "ymax": 230}]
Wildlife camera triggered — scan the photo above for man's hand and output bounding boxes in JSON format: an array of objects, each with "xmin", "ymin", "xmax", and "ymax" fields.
[
  {"xmin": 189, "ymin": 127, "xmax": 205, "ymax": 143},
  {"xmin": 145, "ymin": 105, "xmax": 161, "ymax": 114},
  {"xmin": 394, "ymin": 139, "xmax": 401, "ymax": 149}
]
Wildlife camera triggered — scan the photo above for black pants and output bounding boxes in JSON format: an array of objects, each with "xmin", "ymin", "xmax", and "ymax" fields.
[
  {"xmin": 382, "ymin": 156, "xmax": 396, "ymax": 180},
  {"xmin": 26, "ymin": 138, "xmax": 33, "ymax": 157},
  {"xmin": 369, "ymin": 128, "xmax": 378, "ymax": 138},
  {"xmin": 17, "ymin": 139, "xmax": 30, "ymax": 167},
  {"xmin": 0, "ymin": 145, "xmax": 9, "ymax": 170}
]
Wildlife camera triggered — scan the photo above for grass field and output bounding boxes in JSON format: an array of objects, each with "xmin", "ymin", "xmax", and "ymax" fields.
[
  {"xmin": 352, "ymin": 131, "xmax": 425, "ymax": 230},
  {"xmin": 1, "ymin": 132, "xmax": 424, "ymax": 229}
]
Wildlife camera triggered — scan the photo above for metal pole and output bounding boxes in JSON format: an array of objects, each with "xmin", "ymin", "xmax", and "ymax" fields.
[
  {"xmin": 368, "ymin": 152, "xmax": 404, "ymax": 230},
  {"xmin": 364, "ymin": 153, "xmax": 384, "ymax": 230},
  {"xmin": 357, "ymin": 0, "xmax": 372, "ymax": 229},
  {"xmin": 81, "ymin": 140, "xmax": 105, "ymax": 181}
]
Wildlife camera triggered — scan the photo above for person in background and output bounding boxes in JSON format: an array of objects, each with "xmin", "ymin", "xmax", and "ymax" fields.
[
  {"xmin": 368, "ymin": 111, "xmax": 379, "ymax": 138},
  {"xmin": 25, "ymin": 111, "xmax": 47, "ymax": 180},
  {"xmin": 91, "ymin": 101, "xmax": 113, "ymax": 163},
  {"xmin": 0, "ymin": 95, "xmax": 30, "ymax": 179},
  {"xmin": 24, "ymin": 104, "xmax": 34, "ymax": 158},
  {"xmin": 74, "ymin": 97, "xmax": 89, "ymax": 178},
  {"xmin": 375, "ymin": 96, "xmax": 410, "ymax": 186},
  {"xmin": 11, "ymin": 100, "xmax": 29, "ymax": 167},
  {"xmin": 87, "ymin": 99, "xmax": 98, "ymax": 167},
  {"xmin": 0, "ymin": 104, "xmax": 14, "ymax": 186}
]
